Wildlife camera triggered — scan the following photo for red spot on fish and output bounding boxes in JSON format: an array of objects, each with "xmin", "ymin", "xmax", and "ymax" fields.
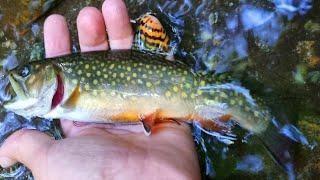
[{"xmin": 51, "ymin": 74, "xmax": 64, "ymax": 109}]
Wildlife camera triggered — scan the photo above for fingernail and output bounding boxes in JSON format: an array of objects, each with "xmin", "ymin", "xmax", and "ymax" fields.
[{"xmin": 0, "ymin": 157, "xmax": 15, "ymax": 168}]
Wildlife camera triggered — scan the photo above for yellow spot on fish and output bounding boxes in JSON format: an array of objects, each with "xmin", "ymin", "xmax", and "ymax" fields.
[
  {"xmin": 93, "ymin": 80, "xmax": 98, "ymax": 85},
  {"xmin": 183, "ymin": 71, "xmax": 188, "ymax": 75},
  {"xmin": 92, "ymin": 66, "xmax": 97, "ymax": 70},
  {"xmin": 86, "ymin": 73, "xmax": 91, "ymax": 78},
  {"xmin": 120, "ymin": 73, "xmax": 125, "ymax": 78},
  {"xmin": 81, "ymin": 77, "xmax": 85, "ymax": 82},
  {"xmin": 185, "ymin": 83, "xmax": 191, "ymax": 88},
  {"xmin": 72, "ymin": 79, "xmax": 78, "ymax": 84},
  {"xmin": 146, "ymin": 82, "xmax": 152, "ymax": 88},
  {"xmin": 84, "ymin": 84, "xmax": 90, "ymax": 90},
  {"xmin": 161, "ymin": 67, "xmax": 166, "ymax": 71},
  {"xmin": 77, "ymin": 70, "xmax": 82, "ymax": 75},
  {"xmin": 132, "ymin": 73, "xmax": 137, "ymax": 78},
  {"xmin": 137, "ymin": 68, "xmax": 142, "ymax": 72},
  {"xmin": 230, "ymin": 99, "xmax": 236, "ymax": 105},
  {"xmin": 142, "ymin": 74, "xmax": 147, "ymax": 78},
  {"xmin": 238, "ymin": 100, "xmax": 243, "ymax": 106},
  {"xmin": 127, "ymin": 76, "xmax": 131, "ymax": 81},
  {"xmin": 220, "ymin": 92, "xmax": 228, "ymax": 98},
  {"xmin": 137, "ymin": 79, "xmax": 143, "ymax": 84},
  {"xmin": 245, "ymin": 106, "xmax": 250, "ymax": 112},
  {"xmin": 96, "ymin": 71, "xmax": 101, "ymax": 76},
  {"xmin": 112, "ymin": 73, "xmax": 117, "ymax": 78},
  {"xmin": 111, "ymin": 81, "xmax": 116, "ymax": 86},
  {"xmin": 93, "ymin": 90, "xmax": 98, "ymax": 96},
  {"xmin": 146, "ymin": 65, "xmax": 150, "ymax": 69},
  {"xmin": 101, "ymin": 63, "xmax": 105, "ymax": 67},
  {"xmin": 109, "ymin": 64, "xmax": 115, "ymax": 69},
  {"xmin": 194, "ymin": 81, "xmax": 198, "ymax": 86},
  {"xmin": 197, "ymin": 90, "xmax": 203, "ymax": 95},
  {"xmin": 85, "ymin": 64, "xmax": 89, "ymax": 69},
  {"xmin": 127, "ymin": 67, "xmax": 132, "ymax": 72},
  {"xmin": 190, "ymin": 93, "xmax": 196, "ymax": 99},
  {"xmin": 254, "ymin": 111, "xmax": 260, "ymax": 117},
  {"xmin": 165, "ymin": 91, "xmax": 171, "ymax": 97},
  {"xmin": 104, "ymin": 74, "xmax": 108, "ymax": 78},
  {"xmin": 182, "ymin": 92, "xmax": 188, "ymax": 98},
  {"xmin": 155, "ymin": 80, "xmax": 161, "ymax": 85},
  {"xmin": 173, "ymin": 86, "xmax": 179, "ymax": 92},
  {"xmin": 200, "ymin": 80, "xmax": 206, "ymax": 87},
  {"xmin": 148, "ymin": 70, "xmax": 153, "ymax": 74}
]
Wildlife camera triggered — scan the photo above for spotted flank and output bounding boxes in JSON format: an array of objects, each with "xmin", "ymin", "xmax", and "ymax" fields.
[
  {"xmin": 133, "ymin": 14, "xmax": 170, "ymax": 54},
  {"xmin": 5, "ymin": 50, "xmax": 271, "ymax": 136}
]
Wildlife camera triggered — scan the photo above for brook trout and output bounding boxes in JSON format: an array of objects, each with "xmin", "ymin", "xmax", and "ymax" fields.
[
  {"xmin": 2, "ymin": 50, "xmax": 297, "ymax": 174},
  {"xmin": 3, "ymin": 50, "xmax": 270, "ymax": 134}
]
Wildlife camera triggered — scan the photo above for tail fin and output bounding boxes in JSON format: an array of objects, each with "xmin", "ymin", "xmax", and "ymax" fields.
[
  {"xmin": 197, "ymin": 83, "xmax": 310, "ymax": 179},
  {"xmin": 259, "ymin": 121, "xmax": 310, "ymax": 180},
  {"xmin": 259, "ymin": 123, "xmax": 295, "ymax": 179}
]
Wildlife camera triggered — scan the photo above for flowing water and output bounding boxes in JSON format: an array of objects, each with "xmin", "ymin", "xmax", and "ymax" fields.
[{"xmin": 0, "ymin": 0, "xmax": 319, "ymax": 179}]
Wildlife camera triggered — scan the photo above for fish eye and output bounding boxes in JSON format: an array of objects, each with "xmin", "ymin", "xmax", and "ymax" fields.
[{"xmin": 19, "ymin": 65, "xmax": 31, "ymax": 78}]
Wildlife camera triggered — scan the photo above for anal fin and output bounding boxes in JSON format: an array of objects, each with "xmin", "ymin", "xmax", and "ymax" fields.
[
  {"xmin": 194, "ymin": 114, "xmax": 232, "ymax": 133},
  {"xmin": 218, "ymin": 114, "xmax": 232, "ymax": 122}
]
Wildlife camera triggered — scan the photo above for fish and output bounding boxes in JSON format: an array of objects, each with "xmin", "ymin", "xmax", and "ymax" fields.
[
  {"xmin": 2, "ymin": 50, "xmax": 297, "ymax": 175},
  {"xmin": 3, "ymin": 50, "xmax": 270, "ymax": 133}
]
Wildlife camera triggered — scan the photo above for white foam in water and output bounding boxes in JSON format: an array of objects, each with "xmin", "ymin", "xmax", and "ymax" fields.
[{"xmin": 273, "ymin": 0, "xmax": 313, "ymax": 19}]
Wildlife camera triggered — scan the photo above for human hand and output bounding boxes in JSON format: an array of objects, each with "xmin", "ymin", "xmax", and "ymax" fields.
[{"xmin": 0, "ymin": 0, "xmax": 200, "ymax": 180}]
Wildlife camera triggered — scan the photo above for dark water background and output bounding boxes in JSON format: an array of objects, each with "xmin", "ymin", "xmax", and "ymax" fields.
[{"xmin": 0, "ymin": 0, "xmax": 320, "ymax": 179}]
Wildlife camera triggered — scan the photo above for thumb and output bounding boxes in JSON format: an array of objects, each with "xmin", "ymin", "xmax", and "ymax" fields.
[{"xmin": 0, "ymin": 129, "xmax": 53, "ymax": 171}]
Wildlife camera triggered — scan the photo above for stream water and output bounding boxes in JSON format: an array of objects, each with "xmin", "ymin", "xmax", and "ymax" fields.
[{"xmin": 0, "ymin": 0, "xmax": 319, "ymax": 179}]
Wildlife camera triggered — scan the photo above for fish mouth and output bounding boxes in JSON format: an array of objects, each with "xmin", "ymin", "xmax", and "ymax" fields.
[
  {"xmin": 51, "ymin": 74, "xmax": 64, "ymax": 109},
  {"xmin": 3, "ymin": 74, "xmax": 38, "ymax": 110}
]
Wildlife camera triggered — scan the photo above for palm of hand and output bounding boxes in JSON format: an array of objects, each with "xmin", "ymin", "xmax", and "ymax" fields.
[{"xmin": 42, "ymin": 125, "xmax": 199, "ymax": 180}]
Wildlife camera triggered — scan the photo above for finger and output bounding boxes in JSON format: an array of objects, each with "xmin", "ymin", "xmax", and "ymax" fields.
[
  {"xmin": 77, "ymin": 7, "xmax": 109, "ymax": 52},
  {"xmin": 0, "ymin": 129, "xmax": 53, "ymax": 174},
  {"xmin": 60, "ymin": 120, "xmax": 144, "ymax": 138},
  {"xmin": 102, "ymin": 0, "xmax": 133, "ymax": 49},
  {"xmin": 44, "ymin": 14, "xmax": 71, "ymax": 58}
]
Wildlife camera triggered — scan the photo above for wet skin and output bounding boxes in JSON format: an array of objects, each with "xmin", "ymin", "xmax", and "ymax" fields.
[{"xmin": 0, "ymin": 1, "xmax": 201, "ymax": 180}]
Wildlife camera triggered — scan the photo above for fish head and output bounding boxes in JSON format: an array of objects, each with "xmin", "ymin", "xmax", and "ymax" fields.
[{"xmin": 3, "ymin": 63, "xmax": 59, "ymax": 118}]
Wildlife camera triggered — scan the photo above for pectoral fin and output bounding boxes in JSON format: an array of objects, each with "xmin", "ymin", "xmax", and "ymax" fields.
[
  {"xmin": 140, "ymin": 112, "xmax": 158, "ymax": 136},
  {"xmin": 62, "ymin": 84, "xmax": 80, "ymax": 109}
]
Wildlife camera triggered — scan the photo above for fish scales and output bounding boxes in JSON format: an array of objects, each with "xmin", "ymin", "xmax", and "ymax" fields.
[
  {"xmin": 58, "ymin": 51, "xmax": 196, "ymax": 96},
  {"xmin": 30, "ymin": 51, "xmax": 198, "ymax": 123},
  {"xmin": 4, "ymin": 50, "xmax": 270, "ymax": 134}
]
